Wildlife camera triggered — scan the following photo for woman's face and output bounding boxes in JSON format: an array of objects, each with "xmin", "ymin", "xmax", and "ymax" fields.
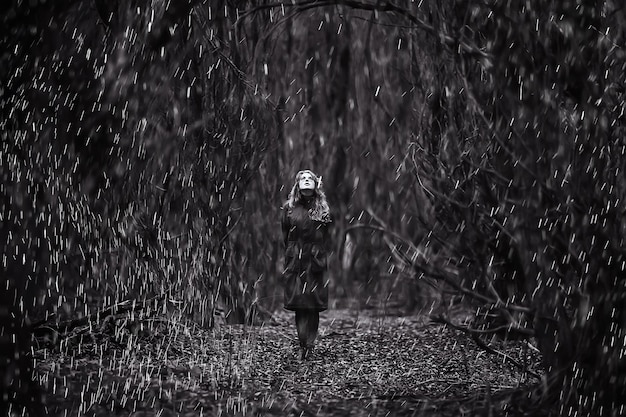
[{"xmin": 298, "ymin": 171, "xmax": 316, "ymax": 192}]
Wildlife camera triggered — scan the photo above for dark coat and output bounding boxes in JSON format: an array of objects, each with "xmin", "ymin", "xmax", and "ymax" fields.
[{"xmin": 281, "ymin": 201, "xmax": 332, "ymax": 311}]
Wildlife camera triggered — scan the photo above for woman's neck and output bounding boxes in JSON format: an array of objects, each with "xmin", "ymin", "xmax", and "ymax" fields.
[{"xmin": 299, "ymin": 195, "xmax": 314, "ymax": 206}]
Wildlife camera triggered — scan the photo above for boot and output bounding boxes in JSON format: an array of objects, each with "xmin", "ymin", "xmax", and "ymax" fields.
[
  {"xmin": 299, "ymin": 341, "xmax": 308, "ymax": 360},
  {"xmin": 304, "ymin": 311, "xmax": 319, "ymax": 361},
  {"xmin": 295, "ymin": 311, "xmax": 309, "ymax": 360},
  {"xmin": 304, "ymin": 344, "xmax": 314, "ymax": 360}
]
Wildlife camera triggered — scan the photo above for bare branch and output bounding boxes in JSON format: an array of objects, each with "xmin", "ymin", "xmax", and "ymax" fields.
[
  {"xmin": 431, "ymin": 314, "xmax": 534, "ymax": 337},
  {"xmin": 346, "ymin": 214, "xmax": 533, "ymax": 314},
  {"xmin": 235, "ymin": 0, "xmax": 491, "ymax": 62},
  {"xmin": 31, "ymin": 294, "xmax": 165, "ymax": 335},
  {"xmin": 192, "ymin": 12, "xmax": 279, "ymax": 109},
  {"xmin": 432, "ymin": 315, "xmax": 541, "ymax": 380},
  {"xmin": 147, "ymin": 0, "xmax": 203, "ymax": 49}
]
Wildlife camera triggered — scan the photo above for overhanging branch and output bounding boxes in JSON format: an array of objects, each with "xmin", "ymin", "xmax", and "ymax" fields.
[
  {"xmin": 235, "ymin": 0, "xmax": 491, "ymax": 62},
  {"xmin": 344, "ymin": 214, "xmax": 533, "ymax": 315}
]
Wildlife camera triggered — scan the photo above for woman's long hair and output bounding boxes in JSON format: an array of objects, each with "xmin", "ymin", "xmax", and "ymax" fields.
[{"xmin": 285, "ymin": 170, "xmax": 331, "ymax": 223}]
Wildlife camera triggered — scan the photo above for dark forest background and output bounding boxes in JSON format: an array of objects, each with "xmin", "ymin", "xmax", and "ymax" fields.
[{"xmin": 2, "ymin": 0, "xmax": 626, "ymax": 415}]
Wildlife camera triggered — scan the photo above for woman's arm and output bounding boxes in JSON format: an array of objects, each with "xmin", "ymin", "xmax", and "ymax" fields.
[
  {"xmin": 321, "ymin": 216, "xmax": 333, "ymax": 253},
  {"xmin": 281, "ymin": 207, "xmax": 290, "ymax": 249}
]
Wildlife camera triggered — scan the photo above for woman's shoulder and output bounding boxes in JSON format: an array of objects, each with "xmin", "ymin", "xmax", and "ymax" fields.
[{"xmin": 282, "ymin": 203, "xmax": 308, "ymax": 220}]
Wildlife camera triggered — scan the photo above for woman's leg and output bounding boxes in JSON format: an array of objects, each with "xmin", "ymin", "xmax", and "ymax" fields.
[
  {"xmin": 295, "ymin": 310, "xmax": 319, "ymax": 359},
  {"xmin": 295, "ymin": 310, "xmax": 308, "ymax": 352},
  {"xmin": 306, "ymin": 311, "xmax": 319, "ymax": 348}
]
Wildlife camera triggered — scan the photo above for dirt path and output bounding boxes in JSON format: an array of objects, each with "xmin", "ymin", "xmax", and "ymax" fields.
[{"xmin": 34, "ymin": 308, "xmax": 543, "ymax": 416}]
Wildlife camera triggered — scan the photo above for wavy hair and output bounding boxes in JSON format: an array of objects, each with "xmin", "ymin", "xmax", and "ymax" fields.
[{"xmin": 285, "ymin": 170, "xmax": 331, "ymax": 223}]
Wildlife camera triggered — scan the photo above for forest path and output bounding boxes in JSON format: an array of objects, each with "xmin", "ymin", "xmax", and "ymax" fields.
[{"xmin": 35, "ymin": 307, "xmax": 542, "ymax": 416}]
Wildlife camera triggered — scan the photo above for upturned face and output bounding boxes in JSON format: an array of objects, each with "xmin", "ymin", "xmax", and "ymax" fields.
[{"xmin": 298, "ymin": 171, "xmax": 316, "ymax": 192}]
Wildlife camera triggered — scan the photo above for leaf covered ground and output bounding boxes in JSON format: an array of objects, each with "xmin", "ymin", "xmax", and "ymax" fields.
[{"xmin": 34, "ymin": 306, "xmax": 548, "ymax": 416}]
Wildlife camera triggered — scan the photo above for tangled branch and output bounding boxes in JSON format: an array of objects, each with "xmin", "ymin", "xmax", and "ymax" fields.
[{"xmin": 235, "ymin": 0, "xmax": 491, "ymax": 63}]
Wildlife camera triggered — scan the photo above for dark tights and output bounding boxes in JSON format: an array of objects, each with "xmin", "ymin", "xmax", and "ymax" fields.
[{"xmin": 295, "ymin": 310, "xmax": 319, "ymax": 349}]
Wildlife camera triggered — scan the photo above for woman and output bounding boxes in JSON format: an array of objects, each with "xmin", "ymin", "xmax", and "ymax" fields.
[{"xmin": 281, "ymin": 169, "xmax": 332, "ymax": 360}]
